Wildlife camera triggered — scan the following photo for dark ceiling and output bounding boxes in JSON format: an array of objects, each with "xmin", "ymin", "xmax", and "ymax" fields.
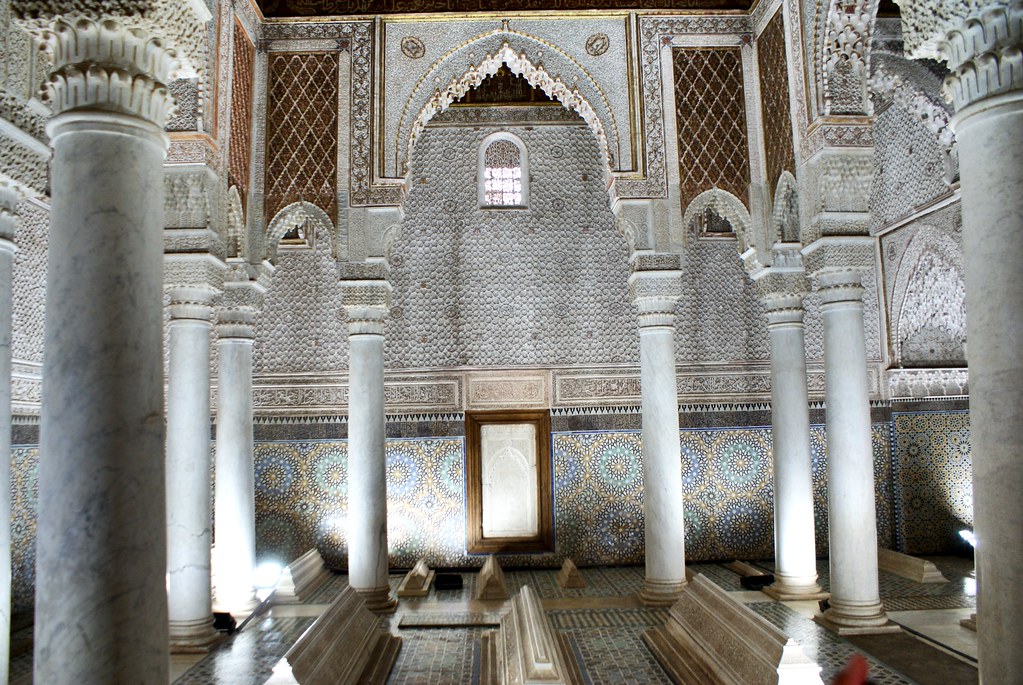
[{"xmin": 257, "ymin": 0, "xmax": 754, "ymax": 19}]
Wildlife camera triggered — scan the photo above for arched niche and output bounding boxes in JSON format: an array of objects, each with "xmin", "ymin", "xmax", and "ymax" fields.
[{"xmin": 397, "ymin": 35, "xmax": 619, "ymax": 188}]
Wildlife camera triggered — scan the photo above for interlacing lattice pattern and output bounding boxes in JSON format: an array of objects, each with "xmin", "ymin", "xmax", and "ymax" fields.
[
  {"xmin": 673, "ymin": 47, "xmax": 750, "ymax": 209},
  {"xmin": 228, "ymin": 21, "xmax": 255, "ymax": 211},
  {"xmin": 757, "ymin": 11, "xmax": 795, "ymax": 198},
  {"xmin": 483, "ymin": 139, "xmax": 523, "ymax": 206},
  {"xmin": 264, "ymin": 52, "xmax": 339, "ymax": 225}
]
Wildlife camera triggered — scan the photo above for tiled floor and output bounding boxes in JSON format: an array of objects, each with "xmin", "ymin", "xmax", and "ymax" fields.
[{"xmin": 9, "ymin": 557, "xmax": 979, "ymax": 684}]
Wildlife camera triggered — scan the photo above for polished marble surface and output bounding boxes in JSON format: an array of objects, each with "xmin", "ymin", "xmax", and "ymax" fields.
[{"xmin": 7, "ymin": 558, "xmax": 979, "ymax": 684}]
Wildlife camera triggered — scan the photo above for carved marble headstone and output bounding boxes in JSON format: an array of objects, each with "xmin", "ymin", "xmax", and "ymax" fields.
[
  {"xmin": 643, "ymin": 574, "xmax": 824, "ymax": 685},
  {"xmin": 476, "ymin": 555, "xmax": 510, "ymax": 601},
  {"xmin": 397, "ymin": 558, "xmax": 436, "ymax": 598},
  {"xmin": 556, "ymin": 559, "xmax": 586, "ymax": 589},
  {"xmin": 275, "ymin": 548, "xmax": 332, "ymax": 604},
  {"xmin": 876, "ymin": 548, "xmax": 948, "ymax": 584},
  {"xmin": 282, "ymin": 583, "xmax": 401, "ymax": 685},
  {"xmin": 480, "ymin": 585, "xmax": 583, "ymax": 685}
]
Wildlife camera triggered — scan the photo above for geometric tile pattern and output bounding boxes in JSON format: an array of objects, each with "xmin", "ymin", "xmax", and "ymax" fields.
[
  {"xmin": 757, "ymin": 10, "xmax": 795, "ymax": 198},
  {"xmin": 252, "ymin": 425, "xmax": 900, "ymax": 574},
  {"xmin": 264, "ymin": 52, "xmax": 339, "ymax": 225},
  {"xmin": 387, "ymin": 627, "xmax": 486, "ymax": 685},
  {"xmin": 673, "ymin": 47, "xmax": 750, "ymax": 209},
  {"xmin": 228, "ymin": 20, "xmax": 255, "ymax": 209},
  {"xmin": 891, "ymin": 411, "xmax": 972, "ymax": 554}
]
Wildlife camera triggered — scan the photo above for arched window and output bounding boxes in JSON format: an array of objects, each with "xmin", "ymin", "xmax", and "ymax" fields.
[{"xmin": 479, "ymin": 133, "xmax": 529, "ymax": 208}]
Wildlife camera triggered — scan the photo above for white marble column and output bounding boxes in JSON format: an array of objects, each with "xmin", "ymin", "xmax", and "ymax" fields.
[
  {"xmin": 757, "ymin": 262, "xmax": 826, "ymax": 602},
  {"xmin": 895, "ymin": 2, "xmax": 1023, "ymax": 678},
  {"xmin": 166, "ymin": 286, "xmax": 219, "ymax": 650},
  {"xmin": 213, "ymin": 296, "xmax": 260, "ymax": 613},
  {"xmin": 630, "ymin": 258, "xmax": 687, "ymax": 607},
  {"xmin": 32, "ymin": 18, "xmax": 175, "ymax": 683},
  {"xmin": 342, "ymin": 279, "xmax": 397, "ymax": 613},
  {"xmin": 813, "ymin": 267, "xmax": 893, "ymax": 634},
  {"xmin": 0, "ymin": 183, "xmax": 19, "ymax": 685}
]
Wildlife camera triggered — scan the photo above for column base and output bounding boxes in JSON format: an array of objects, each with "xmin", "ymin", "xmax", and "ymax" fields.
[
  {"xmin": 814, "ymin": 599, "xmax": 900, "ymax": 635},
  {"xmin": 355, "ymin": 586, "xmax": 399, "ymax": 614},
  {"xmin": 761, "ymin": 577, "xmax": 829, "ymax": 602},
  {"xmin": 638, "ymin": 578, "xmax": 687, "ymax": 607},
  {"xmin": 169, "ymin": 617, "xmax": 222, "ymax": 654},
  {"xmin": 212, "ymin": 594, "xmax": 261, "ymax": 617}
]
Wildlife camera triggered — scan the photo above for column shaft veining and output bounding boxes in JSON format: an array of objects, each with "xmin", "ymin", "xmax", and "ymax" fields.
[
  {"xmin": 756, "ymin": 254, "xmax": 826, "ymax": 602},
  {"xmin": 812, "ymin": 264, "xmax": 892, "ymax": 634},
  {"xmin": 166, "ymin": 287, "xmax": 219, "ymax": 650},
  {"xmin": 630, "ymin": 256, "xmax": 687, "ymax": 607},
  {"xmin": 32, "ymin": 18, "xmax": 176, "ymax": 683},
  {"xmin": 342, "ymin": 278, "xmax": 397, "ymax": 613}
]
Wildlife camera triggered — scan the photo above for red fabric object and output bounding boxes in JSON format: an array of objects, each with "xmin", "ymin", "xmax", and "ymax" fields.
[{"xmin": 833, "ymin": 654, "xmax": 870, "ymax": 685}]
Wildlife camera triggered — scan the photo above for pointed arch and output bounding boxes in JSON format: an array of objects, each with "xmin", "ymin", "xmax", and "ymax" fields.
[
  {"xmin": 266, "ymin": 201, "xmax": 337, "ymax": 263},
  {"xmin": 398, "ymin": 35, "xmax": 619, "ymax": 186},
  {"xmin": 682, "ymin": 189, "xmax": 754, "ymax": 250},
  {"xmin": 226, "ymin": 185, "xmax": 247, "ymax": 259},
  {"xmin": 772, "ymin": 171, "xmax": 800, "ymax": 244},
  {"xmin": 891, "ymin": 226, "xmax": 966, "ymax": 365}
]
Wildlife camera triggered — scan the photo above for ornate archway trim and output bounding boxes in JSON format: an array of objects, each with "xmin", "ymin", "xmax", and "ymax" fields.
[
  {"xmin": 890, "ymin": 225, "xmax": 965, "ymax": 364},
  {"xmin": 266, "ymin": 201, "xmax": 337, "ymax": 263},
  {"xmin": 400, "ymin": 34, "xmax": 618, "ymax": 185},
  {"xmin": 682, "ymin": 188, "xmax": 754, "ymax": 252}
]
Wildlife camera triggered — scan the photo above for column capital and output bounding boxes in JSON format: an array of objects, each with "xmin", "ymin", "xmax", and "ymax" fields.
[
  {"xmin": 801, "ymin": 235, "xmax": 874, "ymax": 277},
  {"xmin": 341, "ymin": 280, "xmax": 392, "ymax": 336},
  {"xmin": 897, "ymin": 1, "xmax": 1023, "ymax": 111},
  {"xmin": 756, "ymin": 271, "xmax": 809, "ymax": 328},
  {"xmin": 0, "ymin": 182, "xmax": 22, "ymax": 246},
  {"xmin": 166, "ymin": 284, "xmax": 218, "ymax": 323},
  {"xmin": 38, "ymin": 18, "xmax": 179, "ymax": 129},
  {"xmin": 628, "ymin": 255, "xmax": 682, "ymax": 329},
  {"xmin": 217, "ymin": 259, "xmax": 271, "ymax": 340}
]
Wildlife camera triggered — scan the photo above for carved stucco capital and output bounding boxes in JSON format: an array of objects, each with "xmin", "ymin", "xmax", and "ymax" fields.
[
  {"xmin": 0, "ymin": 181, "xmax": 22, "ymax": 244},
  {"xmin": 12, "ymin": 0, "xmax": 209, "ymax": 76},
  {"xmin": 628, "ymin": 254, "xmax": 682, "ymax": 328},
  {"xmin": 166, "ymin": 283, "xmax": 218, "ymax": 323},
  {"xmin": 216, "ymin": 257, "xmax": 271, "ymax": 338},
  {"xmin": 802, "ymin": 235, "xmax": 874, "ymax": 306},
  {"xmin": 341, "ymin": 279, "xmax": 392, "ymax": 336},
  {"xmin": 897, "ymin": 0, "xmax": 1023, "ymax": 111}
]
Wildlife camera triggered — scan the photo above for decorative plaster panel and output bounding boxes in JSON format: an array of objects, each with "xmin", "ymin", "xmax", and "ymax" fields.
[
  {"xmin": 387, "ymin": 122, "xmax": 636, "ymax": 370},
  {"xmin": 11, "ymin": 199, "xmax": 45, "ymax": 367},
  {"xmin": 228, "ymin": 19, "xmax": 255, "ymax": 211},
  {"xmin": 672, "ymin": 45, "xmax": 751, "ymax": 209},
  {"xmin": 757, "ymin": 10, "xmax": 796, "ymax": 198},
  {"xmin": 263, "ymin": 51, "xmax": 339, "ymax": 224}
]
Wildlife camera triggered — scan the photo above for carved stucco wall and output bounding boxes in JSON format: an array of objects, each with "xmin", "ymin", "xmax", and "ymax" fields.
[
  {"xmin": 386, "ymin": 119, "xmax": 636, "ymax": 370},
  {"xmin": 880, "ymin": 203, "xmax": 966, "ymax": 367},
  {"xmin": 11, "ymin": 199, "xmax": 46, "ymax": 412},
  {"xmin": 870, "ymin": 100, "xmax": 950, "ymax": 230},
  {"xmin": 254, "ymin": 229, "xmax": 349, "ymax": 375}
]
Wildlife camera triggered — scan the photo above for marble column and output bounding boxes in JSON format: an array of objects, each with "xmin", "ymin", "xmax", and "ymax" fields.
[
  {"xmin": 897, "ymin": 3, "xmax": 1023, "ymax": 678},
  {"xmin": 0, "ymin": 183, "xmax": 19, "ymax": 685},
  {"xmin": 342, "ymin": 279, "xmax": 397, "ymax": 613},
  {"xmin": 630, "ymin": 258, "xmax": 687, "ymax": 607},
  {"xmin": 166, "ymin": 286, "xmax": 219, "ymax": 650},
  {"xmin": 213, "ymin": 295, "xmax": 260, "ymax": 613},
  {"xmin": 813, "ymin": 267, "xmax": 893, "ymax": 634},
  {"xmin": 756, "ymin": 262, "xmax": 826, "ymax": 602},
  {"xmin": 32, "ymin": 18, "xmax": 175, "ymax": 682}
]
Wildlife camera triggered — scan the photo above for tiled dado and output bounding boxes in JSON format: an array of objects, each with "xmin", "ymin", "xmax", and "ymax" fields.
[
  {"xmin": 251, "ymin": 422, "xmax": 896, "ymax": 571},
  {"xmin": 7, "ymin": 410, "xmax": 969, "ymax": 613},
  {"xmin": 890, "ymin": 407, "xmax": 973, "ymax": 554}
]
